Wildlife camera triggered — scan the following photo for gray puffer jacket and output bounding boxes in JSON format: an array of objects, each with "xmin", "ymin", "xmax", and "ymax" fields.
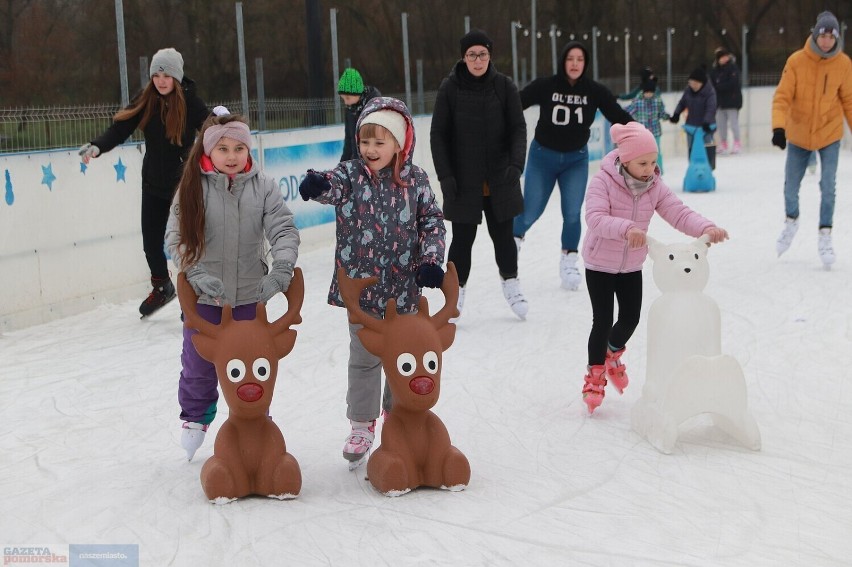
[{"xmin": 165, "ymin": 158, "xmax": 300, "ymax": 307}]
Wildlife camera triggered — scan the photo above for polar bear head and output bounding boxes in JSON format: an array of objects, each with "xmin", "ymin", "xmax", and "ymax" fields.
[{"xmin": 647, "ymin": 234, "xmax": 711, "ymax": 293}]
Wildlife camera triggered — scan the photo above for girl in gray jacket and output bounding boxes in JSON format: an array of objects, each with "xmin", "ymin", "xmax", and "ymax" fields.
[{"xmin": 165, "ymin": 108, "xmax": 300, "ymax": 461}]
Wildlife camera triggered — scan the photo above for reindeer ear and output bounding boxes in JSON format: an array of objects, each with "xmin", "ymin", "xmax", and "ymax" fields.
[
  {"xmin": 191, "ymin": 334, "xmax": 217, "ymax": 363},
  {"xmin": 273, "ymin": 330, "xmax": 297, "ymax": 359},
  {"xmin": 356, "ymin": 328, "xmax": 384, "ymax": 357},
  {"xmin": 437, "ymin": 324, "xmax": 456, "ymax": 351}
]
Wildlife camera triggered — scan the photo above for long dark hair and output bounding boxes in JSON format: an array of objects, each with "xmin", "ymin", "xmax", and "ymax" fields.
[
  {"xmin": 175, "ymin": 113, "xmax": 249, "ymax": 267},
  {"xmin": 114, "ymin": 79, "xmax": 187, "ymax": 146}
]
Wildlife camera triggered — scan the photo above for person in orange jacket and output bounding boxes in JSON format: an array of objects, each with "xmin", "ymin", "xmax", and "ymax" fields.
[{"xmin": 772, "ymin": 11, "xmax": 852, "ymax": 269}]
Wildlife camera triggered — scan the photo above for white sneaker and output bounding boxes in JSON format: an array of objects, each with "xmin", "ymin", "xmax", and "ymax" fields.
[
  {"xmin": 818, "ymin": 228, "xmax": 835, "ymax": 268},
  {"xmin": 776, "ymin": 217, "xmax": 799, "ymax": 257},
  {"xmin": 500, "ymin": 277, "xmax": 528, "ymax": 320},
  {"xmin": 449, "ymin": 285, "xmax": 465, "ymax": 324},
  {"xmin": 181, "ymin": 421, "xmax": 208, "ymax": 462},
  {"xmin": 559, "ymin": 252, "xmax": 582, "ymax": 291},
  {"xmin": 343, "ymin": 420, "xmax": 375, "ymax": 462},
  {"xmin": 514, "ymin": 236, "xmax": 524, "ymax": 255}
]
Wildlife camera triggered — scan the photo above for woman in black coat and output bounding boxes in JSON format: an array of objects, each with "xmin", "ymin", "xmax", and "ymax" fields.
[
  {"xmin": 80, "ymin": 48, "xmax": 209, "ymax": 316},
  {"xmin": 430, "ymin": 29, "xmax": 528, "ymax": 321}
]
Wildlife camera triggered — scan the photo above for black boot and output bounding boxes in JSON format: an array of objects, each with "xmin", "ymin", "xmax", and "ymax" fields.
[{"xmin": 139, "ymin": 276, "xmax": 176, "ymax": 317}]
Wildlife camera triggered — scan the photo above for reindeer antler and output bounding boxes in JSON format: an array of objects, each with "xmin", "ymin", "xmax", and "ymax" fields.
[
  {"xmin": 337, "ymin": 268, "xmax": 384, "ymax": 332},
  {"xmin": 177, "ymin": 271, "xmax": 221, "ymax": 338},
  {"xmin": 432, "ymin": 262, "xmax": 460, "ymax": 326},
  {"xmin": 269, "ymin": 267, "xmax": 305, "ymax": 333}
]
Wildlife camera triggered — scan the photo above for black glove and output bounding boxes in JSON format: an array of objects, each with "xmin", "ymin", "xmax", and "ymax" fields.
[
  {"xmin": 669, "ymin": 113, "xmax": 680, "ymax": 124},
  {"xmin": 505, "ymin": 166, "xmax": 522, "ymax": 186},
  {"xmin": 415, "ymin": 263, "xmax": 444, "ymax": 288},
  {"xmin": 299, "ymin": 170, "xmax": 330, "ymax": 201},
  {"xmin": 440, "ymin": 177, "xmax": 458, "ymax": 199},
  {"xmin": 702, "ymin": 123, "xmax": 714, "ymax": 134},
  {"xmin": 772, "ymin": 128, "xmax": 786, "ymax": 150}
]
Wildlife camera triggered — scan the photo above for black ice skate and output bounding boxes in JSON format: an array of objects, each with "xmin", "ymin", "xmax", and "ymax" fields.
[{"xmin": 139, "ymin": 276, "xmax": 176, "ymax": 318}]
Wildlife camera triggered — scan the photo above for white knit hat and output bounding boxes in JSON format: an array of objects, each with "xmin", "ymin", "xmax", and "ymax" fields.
[
  {"xmin": 150, "ymin": 48, "xmax": 184, "ymax": 82},
  {"xmin": 359, "ymin": 109, "xmax": 407, "ymax": 150}
]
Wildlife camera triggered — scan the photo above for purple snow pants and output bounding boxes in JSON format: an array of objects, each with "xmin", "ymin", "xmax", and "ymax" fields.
[{"xmin": 178, "ymin": 302, "xmax": 258, "ymax": 424}]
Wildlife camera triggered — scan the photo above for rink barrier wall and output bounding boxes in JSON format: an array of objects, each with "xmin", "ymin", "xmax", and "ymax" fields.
[{"xmin": 0, "ymin": 87, "xmax": 778, "ymax": 331}]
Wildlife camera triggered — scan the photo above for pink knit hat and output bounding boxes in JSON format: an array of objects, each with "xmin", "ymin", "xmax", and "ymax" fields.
[{"xmin": 610, "ymin": 122, "xmax": 658, "ymax": 163}]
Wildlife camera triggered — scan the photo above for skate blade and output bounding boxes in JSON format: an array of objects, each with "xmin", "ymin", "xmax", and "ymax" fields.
[{"xmin": 346, "ymin": 450, "xmax": 370, "ymax": 471}]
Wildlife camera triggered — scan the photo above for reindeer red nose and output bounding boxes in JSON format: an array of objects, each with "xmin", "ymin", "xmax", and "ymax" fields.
[
  {"xmin": 409, "ymin": 376, "xmax": 435, "ymax": 395},
  {"xmin": 237, "ymin": 383, "xmax": 264, "ymax": 402}
]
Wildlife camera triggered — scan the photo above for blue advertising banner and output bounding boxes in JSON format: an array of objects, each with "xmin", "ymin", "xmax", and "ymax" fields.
[{"xmin": 263, "ymin": 140, "xmax": 343, "ymax": 230}]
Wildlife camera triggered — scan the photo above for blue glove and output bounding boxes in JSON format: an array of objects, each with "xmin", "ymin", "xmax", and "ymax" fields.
[
  {"xmin": 415, "ymin": 263, "xmax": 444, "ymax": 288},
  {"xmin": 185, "ymin": 265, "xmax": 225, "ymax": 299},
  {"xmin": 299, "ymin": 170, "xmax": 330, "ymax": 201},
  {"xmin": 257, "ymin": 260, "xmax": 295, "ymax": 303}
]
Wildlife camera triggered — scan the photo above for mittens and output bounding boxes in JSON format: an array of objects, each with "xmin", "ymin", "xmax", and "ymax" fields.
[
  {"xmin": 440, "ymin": 177, "xmax": 458, "ymax": 199},
  {"xmin": 185, "ymin": 265, "xmax": 225, "ymax": 299},
  {"xmin": 257, "ymin": 260, "xmax": 295, "ymax": 303},
  {"xmin": 415, "ymin": 263, "xmax": 444, "ymax": 288},
  {"xmin": 505, "ymin": 166, "xmax": 522, "ymax": 186},
  {"xmin": 78, "ymin": 143, "xmax": 100, "ymax": 163},
  {"xmin": 299, "ymin": 170, "xmax": 331, "ymax": 201},
  {"xmin": 772, "ymin": 128, "xmax": 786, "ymax": 150},
  {"xmin": 669, "ymin": 113, "xmax": 680, "ymax": 124},
  {"xmin": 702, "ymin": 123, "xmax": 714, "ymax": 134}
]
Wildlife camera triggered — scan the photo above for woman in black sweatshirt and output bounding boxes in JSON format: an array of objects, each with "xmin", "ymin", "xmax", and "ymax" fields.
[{"xmin": 513, "ymin": 41, "xmax": 633, "ymax": 292}]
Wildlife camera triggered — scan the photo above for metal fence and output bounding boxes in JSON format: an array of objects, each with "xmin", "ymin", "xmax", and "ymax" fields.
[
  {"xmin": 0, "ymin": 73, "xmax": 781, "ymax": 155},
  {"xmin": 0, "ymin": 91, "xmax": 439, "ymax": 155}
]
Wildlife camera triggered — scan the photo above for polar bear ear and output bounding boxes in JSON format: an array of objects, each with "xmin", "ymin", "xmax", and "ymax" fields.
[
  {"xmin": 647, "ymin": 235, "xmax": 663, "ymax": 261},
  {"xmin": 697, "ymin": 233, "xmax": 711, "ymax": 249}
]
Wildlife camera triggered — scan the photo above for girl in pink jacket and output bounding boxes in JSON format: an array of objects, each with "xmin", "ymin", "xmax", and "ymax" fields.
[{"xmin": 580, "ymin": 122, "xmax": 728, "ymax": 414}]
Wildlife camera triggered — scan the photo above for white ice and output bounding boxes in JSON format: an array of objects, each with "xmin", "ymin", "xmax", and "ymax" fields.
[{"xmin": 1, "ymin": 149, "xmax": 851, "ymax": 566}]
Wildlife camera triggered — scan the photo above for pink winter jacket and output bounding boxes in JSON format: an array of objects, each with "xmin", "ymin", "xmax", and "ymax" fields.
[{"xmin": 582, "ymin": 150, "xmax": 716, "ymax": 274}]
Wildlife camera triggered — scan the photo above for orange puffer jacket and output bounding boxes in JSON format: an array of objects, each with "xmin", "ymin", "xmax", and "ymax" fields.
[{"xmin": 772, "ymin": 38, "xmax": 852, "ymax": 151}]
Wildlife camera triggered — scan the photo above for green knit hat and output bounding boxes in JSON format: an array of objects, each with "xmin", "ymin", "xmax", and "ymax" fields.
[{"xmin": 338, "ymin": 68, "xmax": 364, "ymax": 95}]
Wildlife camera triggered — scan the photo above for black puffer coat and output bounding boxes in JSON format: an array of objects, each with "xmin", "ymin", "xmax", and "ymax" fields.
[
  {"xmin": 710, "ymin": 59, "xmax": 743, "ymax": 110},
  {"xmin": 91, "ymin": 77, "xmax": 209, "ymax": 198},
  {"xmin": 430, "ymin": 61, "xmax": 527, "ymax": 224}
]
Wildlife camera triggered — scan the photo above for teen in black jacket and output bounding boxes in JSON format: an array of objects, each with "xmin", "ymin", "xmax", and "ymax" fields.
[{"xmin": 80, "ymin": 48, "xmax": 209, "ymax": 316}]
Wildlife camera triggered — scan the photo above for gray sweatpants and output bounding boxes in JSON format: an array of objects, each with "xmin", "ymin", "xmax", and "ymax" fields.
[
  {"xmin": 715, "ymin": 108, "xmax": 740, "ymax": 144},
  {"xmin": 347, "ymin": 322, "xmax": 392, "ymax": 422}
]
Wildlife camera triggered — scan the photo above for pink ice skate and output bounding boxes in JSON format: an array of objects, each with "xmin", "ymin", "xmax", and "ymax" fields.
[
  {"xmin": 582, "ymin": 365, "xmax": 607, "ymax": 414},
  {"xmin": 605, "ymin": 348, "xmax": 629, "ymax": 394}
]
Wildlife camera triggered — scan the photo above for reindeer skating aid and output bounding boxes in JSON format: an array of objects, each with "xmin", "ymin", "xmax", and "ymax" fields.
[
  {"xmin": 337, "ymin": 263, "xmax": 470, "ymax": 496},
  {"xmin": 177, "ymin": 269, "xmax": 304, "ymax": 503}
]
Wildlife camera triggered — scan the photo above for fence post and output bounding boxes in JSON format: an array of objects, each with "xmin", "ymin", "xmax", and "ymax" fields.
[{"xmin": 256, "ymin": 58, "xmax": 266, "ymax": 131}]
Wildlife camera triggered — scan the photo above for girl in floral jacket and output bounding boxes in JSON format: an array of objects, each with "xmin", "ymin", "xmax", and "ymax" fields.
[{"xmin": 299, "ymin": 97, "xmax": 446, "ymax": 465}]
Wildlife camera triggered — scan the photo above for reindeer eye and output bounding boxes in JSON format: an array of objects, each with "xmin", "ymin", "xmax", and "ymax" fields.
[
  {"xmin": 226, "ymin": 359, "xmax": 246, "ymax": 383},
  {"xmin": 397, "ymin": 353, "xmax": 417, "ymax": 376},
  {"xmin": 423, "ymin": 351, "xmax": 439, "ymax": 374},
  {"xmin": 253, "ymin": 358, "xmax": 271, "ymax": 382}
]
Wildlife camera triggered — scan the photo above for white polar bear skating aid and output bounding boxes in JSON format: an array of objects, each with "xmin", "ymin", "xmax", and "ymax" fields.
[{"xmin": 631, "ymin": 234, "xmax": 761, "ymax": 454}]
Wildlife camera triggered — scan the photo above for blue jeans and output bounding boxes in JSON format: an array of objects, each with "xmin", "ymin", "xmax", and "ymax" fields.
[
  {"xmin": 513, "ymin": 139, "xmax": 589, "ymax": 251},
  {"xmin": 784, "ymin": 141, "xmax": 839, "ymax": 228}
]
